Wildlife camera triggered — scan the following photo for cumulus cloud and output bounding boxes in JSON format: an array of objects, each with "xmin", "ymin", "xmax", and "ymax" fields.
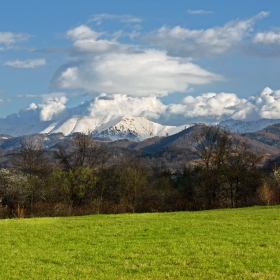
[
  {"xmin": 67, "ymin": 25, "xmax": 100, "ymax": 41},
  {"xmin": 51, "ymin": 49, "xmax": 222, "ymax": 96},
  {"xmin": 253, "ymin": 31, "xmax": 280, "ymax": 45},
  {"xmin": 240, "ymin": 87, "xmax": 280, "ymax": 120},
  {"xmin": 86, "ymin": 87, "xmax": 280, "ymax": 124},
  {"xmin": 41, "ymin": 92, "xmax": 67, "ymax": 102},
  {"xmin": 243, "ymin": 30, "xmax": 280, "ymax": 57},
  {"xmin": 4, "ymin": 59, "xmax": 46, "ymax": 68},
  {"xmin": 82, "ymin": 87, "xmax": 280, "ymax": 123},
  {"xmin": 11, "ymin": 87, "xmax": 280, "ymax": 125},
  {"xmin": 144, "ymin": 12, "xmax": 269, "ymax": 57},
  {"xmin": 168, "ymin": 92, "xmax": 244, "ymax": 121},
  {"xmin": 88, "ymin": 94, "xmax": 166, "ymax": 120},
  {"xmin": 165, "ymin": 87, "xmax": 280, "ymax": 123},
  {"xmin": 18, "ymin": 96, "xmax": 68, "ymax": 122},
  {"xmin": 38, "ymin": 96, "xmax": 68, "ymax": 121},
  {"xmin": 17, "ymin": 103, "xmax": 40, "ymax": 123},
  {"xmin": 0, "ymin": 31, "xmax": 29, "ymax": 47},
  {"xmin": 187, "ymin": 9, "xmax": 212, "ymax": 15},
  {"xmin": 50, "ymin": 24, "xmax": 223, "ymax": 96},
  {"xmin": 168, "ymin": 87, "xmax": 280, "ymax": 122},
  {"xmin": 66, "ymin": 25, "xmax": 136, "ymax": 56}
]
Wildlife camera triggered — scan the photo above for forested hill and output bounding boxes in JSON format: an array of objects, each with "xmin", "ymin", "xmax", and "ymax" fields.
[
  {"xmin": 0, "ymin": 123, "xmax": 280, "ymax": 171},
  {"xmin": 0, "ymin": 125, "xmax": 280, "ymax": 218}
]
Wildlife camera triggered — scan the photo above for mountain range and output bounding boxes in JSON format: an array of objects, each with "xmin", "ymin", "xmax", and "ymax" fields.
[
  {"xmin": 1, "ymin": 105, "xmax": 280, "ymax": 142},
  {"xmin": 1, "ymin": 105, "xmax": 280, "ymax": 169},
  {"xmin": 219, "ymin": 118, "xmax": 280, "ymax": 133},
  {"xmin": 1, "ymin": 120, "xmax": 280, "ymax": 169},
  {"xmin": 0, "ymin": 113, "xmax": 193, "ymax": 141}
]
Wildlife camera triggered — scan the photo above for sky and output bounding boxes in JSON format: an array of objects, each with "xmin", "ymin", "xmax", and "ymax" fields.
[{"xmin": 1, "ymin": 0, "xmax": 280, "ymax": 125}]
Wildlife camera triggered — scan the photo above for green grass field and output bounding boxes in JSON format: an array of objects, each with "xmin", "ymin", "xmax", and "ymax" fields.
[{"xmin": 0, "ymin": 206, "xmax": 280, "ymax": 279}]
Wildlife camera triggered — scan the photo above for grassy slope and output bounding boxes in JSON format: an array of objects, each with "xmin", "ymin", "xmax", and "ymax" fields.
[{"xmin": 0, "ymin": 206, "xmax": 280, "ymax": 279}]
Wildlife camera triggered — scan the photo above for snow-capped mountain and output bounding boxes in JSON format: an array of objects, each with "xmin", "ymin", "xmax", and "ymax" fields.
[
  {"xmin": 219, "ymin": 118, "xmax": 280, "ymax": 133},
  {"xmin": 2, "ymin": 96, "xmax": 280, "ymax": 141},
  {"xmin": 93, "ymin": 115, "xmax": 192, "ymax": 141},
  {"xmin": 0, "ymin": 113, "xmax": 192, "ymax": 141}
]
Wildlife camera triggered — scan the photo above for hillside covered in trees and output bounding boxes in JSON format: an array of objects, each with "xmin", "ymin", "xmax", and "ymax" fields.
[{"xmin": 0, "ymin": 125, "xmax": 280, "ymax": 218}]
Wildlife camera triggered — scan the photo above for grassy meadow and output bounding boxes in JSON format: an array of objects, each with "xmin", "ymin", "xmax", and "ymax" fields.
[{"xmin": 0, "ymin": 206, "xmax": 280, "ymax": 279}]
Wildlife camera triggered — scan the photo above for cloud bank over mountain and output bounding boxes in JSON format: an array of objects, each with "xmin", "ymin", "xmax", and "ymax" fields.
[{"xmin": 4, "ymin": 87, "xmax": 280, "ymax": 126}]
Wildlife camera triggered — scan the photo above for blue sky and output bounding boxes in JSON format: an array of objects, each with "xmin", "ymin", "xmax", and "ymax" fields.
[{"xmin": 1, "ymin": 0, "xmax": 280, "ymax": 124}]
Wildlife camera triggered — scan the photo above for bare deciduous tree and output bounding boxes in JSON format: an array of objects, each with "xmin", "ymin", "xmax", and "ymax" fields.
[
  {"xmin": 194, "ymin": 125, "xmax": 263, "ymax": 208},
  {"xmin": 54, "ymin": 132, "xmax": 112, "ymax": 171},
  {"xmin": 13, "ymin": 137, "xmax": 48, "ymax": 208}
]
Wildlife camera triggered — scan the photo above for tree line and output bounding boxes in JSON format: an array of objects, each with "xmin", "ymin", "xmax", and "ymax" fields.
[{"xmin": 0, "ymin": 126, "xmax": 279, "ymax": 218}]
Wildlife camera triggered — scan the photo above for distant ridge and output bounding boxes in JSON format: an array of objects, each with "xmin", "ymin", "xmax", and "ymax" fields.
[
  {"xmin": 1, "ymin": 123, "xmax": 280, "ymax": 169},
  {"xmin": 219, "ymin": 118, "xmax": 280, "ymax": 133}
]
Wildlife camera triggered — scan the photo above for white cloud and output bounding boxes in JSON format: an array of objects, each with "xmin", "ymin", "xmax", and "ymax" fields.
[
  {"xmin": 0, "ymin": 99, "xmax": 3, "ymax": 103},
  {"xmin": 25, "ymin": 94, "xmax": 37, "ymax": 98},
  {"xmin": 187, "ymin": 9, "xmax": 212, "ymax": 15},
  {"xmin": 11, "ymin": 87, "xmax": 280, "ymax": 125},
  {"xmin": 51, "ymin": 25, "xmax": 222, "ymax": 96},
  {"xmin": 91, "ymin": 87, "xmax": 280, "ymax": 123},
  {"xmin": 38, "ymin": 96, "xmax": 68, "ymax": 121},
  {"xmin": 88, "ymin": 94, "xmax": 166, "ymax": 120},
  {"xmin": 166, "ymin": 87, "xmax": 280, "ymax": 122},
  {"xmin": 253, "ymin": 31, "xmax": 280, "ymax": 45},
  {"xmin": 66, "ymin": 25, "xmax": 136, "ymax": 56},
  {"xmin": 144, "ymin": 12, "xmax": 269, "ymax": 57},
  {"xmin": 51, "ymin": 49, "xmax": 222, "ymax": 96},
  {"xmin": 73, "ymin": 37, "xmax": 133, "ymax": 55},
  {"xmin": 85, "ymin": 87, "xmax": 280, "ymax": 123},
  {"xmin": 67, "ymin": 25, "xmax": 100, "ymax": 41},
  {"xmin": 179, "ymin": 92, "xmax": 243, "ymax": 117},
  {"xmin": 243, "ymin": 87, "xmax": 280, "ymax": 119},
  {"xmin": 0, "ymin": 31, "xmax": 29, "ymax": 46},
  {"xmin": 18, "ymin": 96, "xmax": 68, "ymax": 122},
  {"xmin": 168, "ymin": 88, "xmax": 280, "ymax": 122},
  {"xmin": 17, "ymin": 103, "xmax": 40, "ymax": 122},
  {"xmin": 47, "ymin": 24, "xmax": 226, "ymax": 98},
  {"xmin": 89, "ymin": 14, "xmax": 142, "ymax": 25},
  {"xmin": 16, "ymin": 94, "xmax": 38, "ymax": 99},
  {"xmin": 4, "ymin": 59, "xmax": 46, "ymax": 68},
  {"xmin": 41, "ymin": 92, "xmax": 68, "ymax": 102}
]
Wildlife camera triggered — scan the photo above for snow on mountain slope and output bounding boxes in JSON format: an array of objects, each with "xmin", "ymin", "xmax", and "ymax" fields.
[
  {"xmin": 43, "ymin": 115, "xmax": 124, "ymax": 136},
  {"xmin": 0, "ymin": 119, "xmax": 54, "ymax": 137},
  {"xmin": 2, "ymin": 109, "xmax": 280, "ymax": 140},
  {"xmin": 219, "ymin": 118, "xmax": 280, "ymax": 133},
  {"xmin": 42, "ymin": 116, "xmax": 96, "ymax": 135},
  {"xmin": 94, "ymin": 115, "xmax": 192, "ymax": 141},
  {"xmin": 0, "ymin": 113, "xmax": 193, "ymax": 141}
]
